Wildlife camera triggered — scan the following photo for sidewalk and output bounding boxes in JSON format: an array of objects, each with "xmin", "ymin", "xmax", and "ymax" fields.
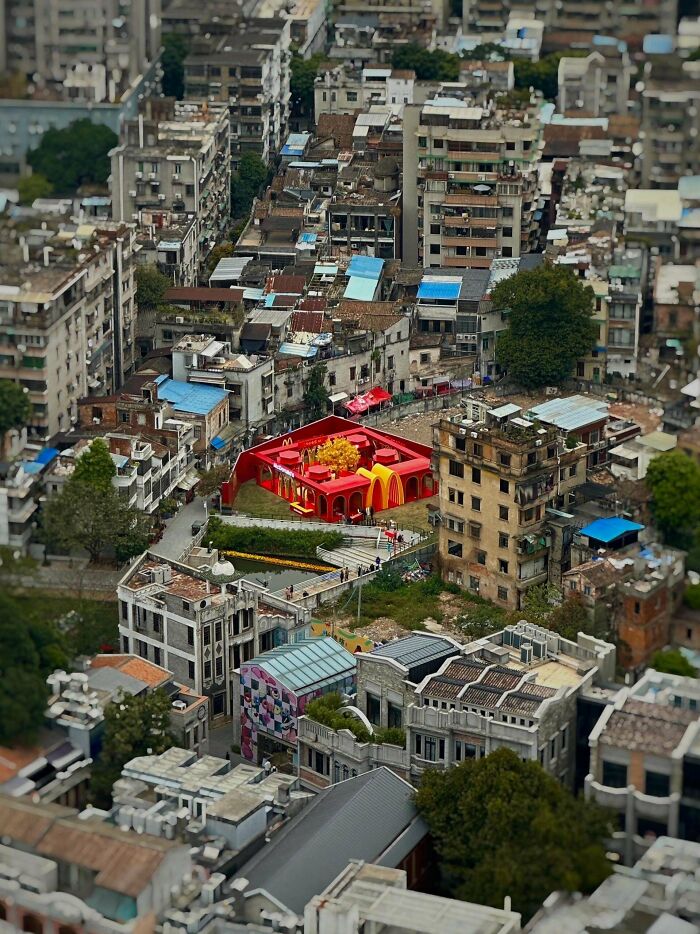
[{"xmin": 152, "ymin": 496, "xmax": 209, "ymax": 561}]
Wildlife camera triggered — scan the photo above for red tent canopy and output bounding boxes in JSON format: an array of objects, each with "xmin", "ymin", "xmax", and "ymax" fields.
[{"xmin": 343, "ymin": 386, "xmax": 392, "ymax": 415}]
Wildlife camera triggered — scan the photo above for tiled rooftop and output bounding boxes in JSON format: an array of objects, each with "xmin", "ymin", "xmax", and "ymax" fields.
[{"xmin": 600, "ymin": 699, "xmax": 697, "ymax": 754}]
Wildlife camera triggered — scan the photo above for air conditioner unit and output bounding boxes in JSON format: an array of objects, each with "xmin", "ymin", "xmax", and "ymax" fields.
[
  {"xmin": 135, "ymin": 171, "xmax": 143, "ymax": 180},
  {"xmin": 535, "ymin": 439, "xmax": 542, "ymax": 447},
  {"xmin": 470, "ymin": 431, "xmax": 478, "ymax": 439},
  {"xmin": 175, "ymin": 316, "xmax": 185, "ymax": 324},
  {"xmin": 158, "ymin": 193, "xmax": 166, "ymax": 201}
]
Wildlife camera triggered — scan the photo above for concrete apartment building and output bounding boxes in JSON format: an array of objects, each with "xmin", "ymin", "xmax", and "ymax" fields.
[
  {"xmin": 0, "ymin": 0, "xmax": 161, "ymax": 95},
  {"xmin": 402, "ymin": 96, "xmax": 542, "ymax": 269},
  {"xmin": 557, "ymin": 44, "xmax": 632, "ymax": 119},
  {"xmin": 183, "ymin": 20, "xmax": 291, "ymax": 168},
  {"xmin": 0, "ymin": 217, "xmax": 137, "ymax": 440},
  {"xmin": 110, "ymin": 102, "xmax": 231, "ymax": 279},
  {"xmin": 640, "ymin": 58, "xmax": 700, "ymax": 190},
  {"xmin": 586, "ymin": 669, "xmax": 700, "ymax": 865},
  {"xmin": 314, "ymin": 65, "xmax": 416, "ymax": 121},
  {"xmin": 118, "ymin": 551, "xmax": 308, "ymax": 723},
  {"xmin": 328, "ymin": 157, "xmax": 402, "ymax": 259},
  {"xmin": 434, "ymin": 407, "xmax": 587, "ymax": 609}
]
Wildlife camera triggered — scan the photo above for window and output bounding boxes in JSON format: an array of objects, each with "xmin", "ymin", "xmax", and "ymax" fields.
[
  {"xmin": 468, "ymin": 522, "xmax": 481, "ymax": 540},
  {"xmin": 203, "ymin": 626, "xmax": 211, "ymax": 646},
  {"xmin": 602, "ymin": 760, "xmax": 628, "ymax": 787},
  {"xmin": 469, "ymin": 576, "xmax": 480, "ymax": 593},
  {"xmin": 499, "ymin": 453, "xmax": 511, "ymax": 467},
  {"xmin": 215, "ymin": 656, "xmax": 223, "ymax": 678},
  {"xmin": 561, "ymin": 726, "xmax": 567, "ymax": 750},
  {"xmin": 430, "ymin": 223, "xmax": 441, "ymax": 235},
  {"xmin": 634, "ymin": 601, "xmax": 641, "ymax": 615},
  {"xmin": 499, "ymin": 532, "xmax": 509, "ymax": 548},
  {"xmin": 215, "ymin": 621, "xmax": 223, "ymax": 642},
  {"xmin": 476, "ymin": 550, "xmax": 486, "ymax": 565},
  {"xmin": 502, "ymin": 206, "xmax": 513, "ymax": 218},
  {"xmin": 433, "ymin": 138, "xmax": 444, "ymax": 149},
  {"xmin": 646, "ymin": 771, "xmax": 670, "ymax": 797},
  {"xmin": 527, "ymin": 451, "xmax": 537, "ymax": 466},
  {"xmin": 500, "ymin": 479, "xmax": 509, "ymax": 494},
  {"xmin": 473, "ymin": 443, "xmax": 482, "ymax": 457},
  {"xmin": 569, "ymin": 465, "xmax": 577, "ymax": 477},
  {"xmin": 415, "ymin": 733, "xmax": 422, "ymax": 755},
  {"xmin": 153, "ymin": 613, "xmax": 162, "ymax": 633},
  {"xmin": 446, "ymin": 517, "xmax": 464, "ymax": 533},
  {"xmin": 346, "ymin": 90, "xmax": 358, "ymax": 101},
  {"xmin": 448, "ymin": 487, "xmax": 464, "ymax": 506},
  {"xmin": 550, "ymin": 737, "xmax": 556, "ymax": 760},
  {"xmin": 424, "ymin": 736, "xmax": 437, "ymax": 761},
  {"xmin": 430, "ymin": 244, "xmax": 440, "ymax": 255},
  {"xmin": 183, "ymin": 600, "xmax": 190, "ymax": 612},
  {"xmin": 471, "ymin": 496, "xmax": 481, "ymax": 511},
  {"xmin": 187, "ymin": 626, "xmax": 194, "ymax": 646},
  {"xmin": 471, "ymin": 467, "xmax": 481, "ymax": 484},
  {"xmin": 499, "ymin": 505, "xmax": 509, "ymax": 521},
  {"xmin": 498, "ymin": 586, "xmax": 508, "ymax": 601},
  {"xmin": 154, "ymin": 646, "xmax": 161, "ymax": 666},
  {"xmin": 447, "ymin": 540, "xmax": 463, "ymax": 557},
  {"xmin": 350, "ymin": 366, "xmax": 356, "ymax": 381},
  {"xmin": 204, "ymin": 661, "xmax": 212, "ymax": 680},
  {"xmin": 388, "ymin": 702, "xmax": 402, "ymax": 729},
  {"xmin": 503, "ymin": 226, "xmax": 513, "ymax": 238},
  {"xmin": 188, "ymin": 660, "xmax": 195, "ymax": 680},
  {"xmin": 499, "ymin": 559, "xmax": 509, "ymax": 574},
  {"xmin": 449, "ymin": 460, "xmax": 464, "ymax": 478},
  {"xmin": 366, "ymin": 693, "xmax": 380, "ymax": 725}
]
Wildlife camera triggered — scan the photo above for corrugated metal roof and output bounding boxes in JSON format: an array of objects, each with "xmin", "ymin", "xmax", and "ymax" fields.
[
  {"xmin": 248, "ymin": 637, "xmax": 356, "ymax": 693},
  {"xmin": 417, "ymin": 280, "xmax": 461, "ymax": 301},
  {"xmin": 278, "ymin": 342, "xmax": 318, "ymax": 358},
  {"xmin": 370, "ymin": 634, "xmax": 456, "ymax": 669},
  {"xmin": 344, "ymin": 276, "xmax": 378, "ymax": 301},
  {"xmin": 347, "ymin": 255, "xmax": 384, "ymax": 280},
  {"xmin": 579, "ymin": 517, "xmax": 644, "ymax": 543},
  {"xmin": 156, "ymin": 378, "xmax": 227, "ymax": 416},
  {"xmin": 527, "ymin": 394, "xmax": 608, "ymax": 431},
  {"xmin": 239, "ymin": 768, "xmax": 425, "ymax": 916}
]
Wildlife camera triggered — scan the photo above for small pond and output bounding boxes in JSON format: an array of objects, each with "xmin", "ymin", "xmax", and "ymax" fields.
[{"xmin": 233, "ymin": 558, "xmax": 325, "ymax": 592}]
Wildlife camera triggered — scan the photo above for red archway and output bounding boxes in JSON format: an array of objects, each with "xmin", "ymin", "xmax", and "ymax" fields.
[{"xmin": 405, "ymin": 475, "xmax": 419, "ymax": 502}]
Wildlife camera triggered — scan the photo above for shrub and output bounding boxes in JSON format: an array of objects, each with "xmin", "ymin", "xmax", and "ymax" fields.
[
  {"xmin": 685, "ymin": 584, "xmax": 700, "ymax": 611},
  {"xmin": 206, "ymin": 516, "xmax": 343, "ymax": 557}
]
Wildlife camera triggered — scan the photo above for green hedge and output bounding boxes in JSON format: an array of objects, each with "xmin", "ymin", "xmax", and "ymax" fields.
[
  {"xmin": 305, "ymin": 693, "xmax": 406, "ymax": 747},
  {"xmin": 206, "ymin": 516, "xmax": 343, "ymax": 558}
]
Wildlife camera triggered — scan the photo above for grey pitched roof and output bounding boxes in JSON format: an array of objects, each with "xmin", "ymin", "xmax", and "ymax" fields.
[
  {"xmin": 238, "ymin": 768, "xmax": 427, "ymax": 915},
  {"xmin": 459, "ymin": 268, "xmax": 491, "ymax": 302},
  {"xmin": 370, "ymin": 634, "xmax": 456, "ymax": 671}
]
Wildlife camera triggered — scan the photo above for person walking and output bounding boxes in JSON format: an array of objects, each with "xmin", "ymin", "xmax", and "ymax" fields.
[
  {"xmin": 375, "ymin": 556, "xmax": 381, "ymax": 570},
  {"xmin": 357, "ymin": 565, "xmax": 362, "ymax": 578}
]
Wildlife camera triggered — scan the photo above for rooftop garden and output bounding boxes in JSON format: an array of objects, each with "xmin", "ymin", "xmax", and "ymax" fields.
[{"xmin": 305, "ymin": 692, "xmax": 406, "ymax": 747}]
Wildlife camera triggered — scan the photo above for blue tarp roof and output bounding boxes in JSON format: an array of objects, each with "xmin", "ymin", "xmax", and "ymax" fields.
[
  {"xmin": 157, "ymin": 378, "xmax": 227, "ymax": 416},
  {"xmin": 347, "ymin": 255, "xmax": 384, "ymax": 280},
  {"xmin": 344, "ymin": 277, "xmax": 377, "ymax": 301},
  {"xmin": 34, "ymin": 447, "xmax": 59, "ymax": 464},
  {"xmin": 281, "ymin": 132, "xmax": 311, "ymax": 156},
  {"xmin": 579, "ymin": 517, "xmax": 644, "ymax": 543},
  {"xmin": 417, "ymin": 280, "xmax": 461, "ymax": 301},
  {"xmin": 210, "ymin": 435, "xmax": 226, "ymax": 450},
  {"xmin": 298, "ymin": 232, "xmax": 317, "ymax": 244},
  {"xmin": 21, "ymin": 461, "xmax": 44, "ymax": 475},
  {"xmin": 278, "ymin": 342, "xmax": 318, "ymax": 358}
]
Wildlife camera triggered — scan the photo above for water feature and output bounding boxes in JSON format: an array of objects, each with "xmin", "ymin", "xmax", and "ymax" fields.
[{"xmin": 233, "ymin": 558, "xmax": 327, "ymax": 592}]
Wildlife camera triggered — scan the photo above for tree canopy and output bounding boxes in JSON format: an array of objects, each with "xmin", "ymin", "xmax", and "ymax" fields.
[
  {"xmin": 0, "ymin": 593, "xmax": 67, "ymax": 745},
  {"xmin": 231, "ymin": 151, "xmax": 269, "ymax": 219},
  {"xmin": 90, "ymin": 689, "xmax": 175, "ymax": 806},
  {"xmin": 415, "ymin": 747, "xmax": 612, "ymax": 920},
  {"xmin": 197, "ymin": 464, "xmax": 230, "ymax": 497},
  {"xmin": 513, "ymin": 52, "xmax": 583, "ymax": 101},
  {"xmin": 0, "ymin": 379, "xmax": 31, "ymax": 444},
  {"xmin": 303, "ymin": 362, "xmax": 330, "ymax": 419},
  {"xmin": 161, "ymin": 33, "xmax": 190, "ymax": 99},
  {"xmin": 650, "ymin": 649, "xmax": 696, "ymax": 678},
  {"xmin": 17, "ymin": 173, "xmax": 53, "ymax": 205},
  {"xmin": 207, "ymin": 241, "xmax": 235, "ymax": 273},
  {"xmin": 291, "ymin": 52, "xmax": 326, "ymax": 117},
  {"xmin": 316, "ymin": 437, "xmax": 360, "ymax": 474},
  {"xmin": 494, "ymin": 264, "xmax": 597, "ymax": 389},
  {"xmin": 391, "ymin": 43, "xmax": 460, "ymax": 81},
  {"xmin": 135, "ymin": 263, "xmax": 171, "ymax": 310},
  {"xmin": 42, "ymin": 440, "xmax": 149, "ymax": 563},
  {"xmin": 27, "ymin": 119, "xmax": 117, "ymax": 194},
  {"xmin": 646, "ymin": 450, "xmax": 700, "ymax": 550}
]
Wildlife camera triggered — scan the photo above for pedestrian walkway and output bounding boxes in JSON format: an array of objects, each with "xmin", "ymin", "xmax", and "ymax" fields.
[
  {"xmin": 152, "ymin": 496, "xmax": 209, "ymax": 561},
  {"xmin": 217, "ymin": 512, "xmax": 418, "ymax": 542}
]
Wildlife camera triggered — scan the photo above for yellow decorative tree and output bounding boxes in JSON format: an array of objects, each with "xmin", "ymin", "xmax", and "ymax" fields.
[{"xmin": 316, "ymin": 437, "xmax": 360, "ymax": 474}]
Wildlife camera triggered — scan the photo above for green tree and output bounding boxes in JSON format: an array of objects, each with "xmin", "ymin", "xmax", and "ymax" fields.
[
  {"xmin": 650, "ymin": 649, "xmax": 697, "ymax": 678},
  {"xmin": 231, "ymin": 151, "xmax": 269, "ymax": 219},
  {"xmin": 463, "ymin": 42, "xmax": 510, "ymax": 61},
  {"xmin": 303, "ymin": 362, "xmax": 330, "ymax": 419},
  {"xmin": 415, "ymin": 748, "xmax": 612, "ymax": 921},
  {"xmin": 494, "ymin": 264, "xmax": 597, "ymax": 389},
  {"xmin": 27, "ymin": 119, "xmax": 117, "ymax": 194},
  {"xmin": 291, "ymin": 52, "xmax": 326, "ymax": 117},
  {"xmin": 161, "ymin": 33, "xmax": 190, "ymax": 99},
  {"xmin": 135, "ymin": 263, "xmax": 171, "ymax": 310},
  {"xmin": 646, "ymin": 450, "xmax": 700, "ymax": 549},
  {"xmin": 0, "ymin": 593, "xmax": 67, "ymax": 745},
  {"xmin": 41, "ymin": 442, "xmax": 150, "ymax": 563},
  {"xmin": 456, "ymin": 603, "xmax": 506, "ymax": 641},
  {"xmin": 90, "ymin": 689, "xmax": 175, "ymax": 806},
  {"xmin": 73, "ymin": 438, "xmax": 116, "ymax": 493},
  {"xmin": 391, "ymin": 43, "xmax": 460, "ymax": 81},
  {"xmin": 197, "ymin": 464, "xmax": 230, "ymax": 497},
  {"xmin": 0, "ymin": 379, "xmax": 31, "ymax": 449},
  {"xmin": 207, "ymin": 241, "xmax": 235, "ymax": 273},
  {"xmin": 17, "ymin": 172, "xmax": 53, "ymax": 204}
]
